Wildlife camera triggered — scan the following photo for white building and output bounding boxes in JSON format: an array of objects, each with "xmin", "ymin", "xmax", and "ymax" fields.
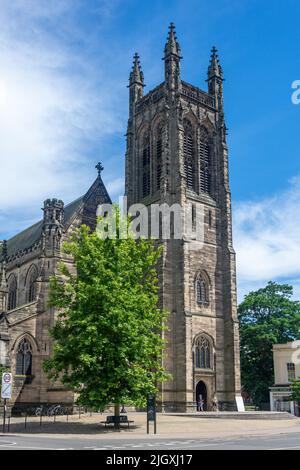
[{"xmin": 270, "ymin": 341, "xmax": 300, "ymax": 415}]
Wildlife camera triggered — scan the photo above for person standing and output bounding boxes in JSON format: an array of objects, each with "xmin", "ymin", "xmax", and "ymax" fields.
[
  {"xmin": 197, "ymin": 395, "xmax": 204, "ymax": 411},
  {"xmin": 212, "ymin": 395, "xmax": 218, "ymax": 412}
]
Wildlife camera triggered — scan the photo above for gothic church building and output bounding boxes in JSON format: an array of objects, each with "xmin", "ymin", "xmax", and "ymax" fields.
[{"xmin": 0, "ymin": 24, "xmax": 241, "ymax": 411}]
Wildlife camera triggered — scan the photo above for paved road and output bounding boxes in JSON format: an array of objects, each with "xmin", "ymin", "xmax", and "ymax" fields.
[{"xmin": 0, "ymin": 433, "xmax": 300, "ymax": 450}]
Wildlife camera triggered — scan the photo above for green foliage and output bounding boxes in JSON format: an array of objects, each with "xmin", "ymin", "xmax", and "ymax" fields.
[
  {"xmin": 0, "ymin": 365, "xmax": 10, "ymax": 377},
  {"xmin": 291, "ymin": 378, "xmax": 300, "ymax": 402},
  {"xmin": 238, "ymin": 282, "xmax": 300, "ymax": 405},
  {"xmin": 43, "ymin": 208, "xmax": 169, "ymax": 410}
]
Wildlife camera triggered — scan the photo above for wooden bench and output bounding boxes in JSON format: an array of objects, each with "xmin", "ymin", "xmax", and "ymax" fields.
[{"xmin": 101, "ymin": 415, "xmax": 134, "ymax": 428}]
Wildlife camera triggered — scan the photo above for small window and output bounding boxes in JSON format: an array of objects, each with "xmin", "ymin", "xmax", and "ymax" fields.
[
  {"xmin": 16, "ymin": 338, "xmax": 33, "ymax": 376},
  {"xmin": 287, "ymin": 363, "xmax": 295, "ymax": 382},
  {"xmin": 208, "ymin": 210, "xmax": 212, "ymax": 228},
  {"xmin": 196, "ymin": 274, "xmax": 209, "ymax": 306},
  {"xmin": 192, "ymin": 204, "xmax": 196, "ymax": 230}
]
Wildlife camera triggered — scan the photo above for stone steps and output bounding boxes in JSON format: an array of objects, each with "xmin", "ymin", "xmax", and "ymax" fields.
[{"xmin": 165, "ymin": 411, "xmax": 297, "ymax": 420}]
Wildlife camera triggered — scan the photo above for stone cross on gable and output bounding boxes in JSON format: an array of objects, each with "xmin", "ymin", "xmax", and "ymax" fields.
[{"xmin": 96, "ymin": 162, "xmax": 104, "ymax": 177}]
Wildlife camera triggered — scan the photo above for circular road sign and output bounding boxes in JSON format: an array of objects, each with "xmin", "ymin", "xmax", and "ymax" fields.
[{"xmin": 3, "ymin": 373, "xmax": 12, "ymax": 384}]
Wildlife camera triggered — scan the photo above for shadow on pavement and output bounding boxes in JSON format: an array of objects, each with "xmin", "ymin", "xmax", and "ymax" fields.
[{"xmin": 7, "ymin": 419, "xmax": 141, "ymax": 435}]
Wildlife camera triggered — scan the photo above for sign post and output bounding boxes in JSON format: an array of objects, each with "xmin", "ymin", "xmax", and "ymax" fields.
[
  {"xmin": 147, "ymin": 394, "xmax": 157, "ymax": 434},
  {"xmin": 1, "ymin": 372, "xmax": 12, "ymax": 433},
  {"xmin": 235, "ymin": 395, "xmax": 245, "ymax": 412}
]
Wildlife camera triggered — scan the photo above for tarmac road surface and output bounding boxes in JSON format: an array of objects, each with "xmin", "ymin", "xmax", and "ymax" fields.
[{"xmin": 0, "ymin": 432, "xmax": 300, "ymax": 450}]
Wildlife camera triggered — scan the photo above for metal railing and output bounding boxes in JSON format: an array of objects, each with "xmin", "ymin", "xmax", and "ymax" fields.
[{"xmin": 0, "ymin": 403, "xmax": 95, "ymax": 433}]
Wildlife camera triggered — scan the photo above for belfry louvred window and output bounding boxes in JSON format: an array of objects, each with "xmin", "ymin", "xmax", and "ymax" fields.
[
  {"xmin": 142, "ymin": 133, "xmax": 151, "ymax": 197},
  {"xmin": 183, "ymin": 119, "xmax": 195, "ymax": 191},
  {"xmin": 200, "ymin": 129, "xmax": 211, "ymax": 195},
  {"xmin": 156, "ymin": 125, "xmax": 164, "ymax": 190}
]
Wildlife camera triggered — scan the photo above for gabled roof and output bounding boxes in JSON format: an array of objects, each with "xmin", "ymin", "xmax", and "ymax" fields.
[{"xmin": 1, "ymin": 176, "xmax": 111, "ymax": 261}]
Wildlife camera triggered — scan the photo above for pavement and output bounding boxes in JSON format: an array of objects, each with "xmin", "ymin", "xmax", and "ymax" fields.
[{"xmin": 0, "ymin": 411, "xmax": 299, "ymax": 450}]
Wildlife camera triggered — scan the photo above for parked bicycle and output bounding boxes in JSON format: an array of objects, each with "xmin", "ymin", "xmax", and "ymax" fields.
[{"xmin": 34, "ymin": 404, "xmax": 66, "ymax": 417}]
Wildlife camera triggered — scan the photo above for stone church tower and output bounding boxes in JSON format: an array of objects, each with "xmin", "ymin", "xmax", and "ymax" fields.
[{"xmin": 125, "ymin": 24, "xmax": 241, "ymax": 410}]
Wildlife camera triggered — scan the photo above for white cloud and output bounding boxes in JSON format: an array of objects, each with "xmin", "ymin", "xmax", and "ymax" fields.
[
  {"xmin": 234, "ymin": 176, "xmax": 300, "ymax": 299},
  {"xmin": 0, "ymin": 0, "xmax": 124, "ymax": 215}
]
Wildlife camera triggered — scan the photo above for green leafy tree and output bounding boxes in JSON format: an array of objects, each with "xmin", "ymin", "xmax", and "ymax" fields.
[
  {"xmin": 44, "ymin": 209, "xmax": 169, "ymax": 422},
  {"xmin": 291, "ymin": 378, "xmax": 300, "ymax": 403},
  {"xmin": 238, "ymin": 282, "xmax": 300, "ymax": 406},
  {"xmin": 0, "ymin": 365, "xmax": 10, "ymax": 377}
]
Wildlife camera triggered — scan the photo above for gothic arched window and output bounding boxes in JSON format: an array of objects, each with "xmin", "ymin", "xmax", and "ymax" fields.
[
  {"xmin": 196, "ymin": 273, "xmax": 209, "ymax": 306},
  {"xmin": 142, "ymin": 132, "xmax": 151, "ymax": 197},
  {"xmin": 195, "ymin": 335, "xmax": 212, "ymax": 369},
  {"xmin": 27, "ymin": 265, "xmax": 38, "ymax": 303},
  {"xmin": 156, "ymin": 124, "xmax": 164, "ymax": 191},
  {"xmin": 199, "ymin": 128, "xmax": 211, "ymax": 195},
  {"xmin": 16, "ymin": 338, "xmax": 33, "ymax": 376},
  {"xmin": 8, "ymin": 275, "xmax": 17, "ymax": 311},
  {"xmin": 183, "ymin": 119, "xmax": 196, "ymax": 191}
]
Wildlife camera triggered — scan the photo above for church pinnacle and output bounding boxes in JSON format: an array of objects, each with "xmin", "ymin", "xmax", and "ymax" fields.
[
  {"xmin": 0, "ymin": 261, "xmax": 7, "ymax": 290},
  {"xmin": 1, "ymin": 240, "xmax": 7, "ymax": 261},
  {"xmin": 0, "ymin": 241, "xmax": 8, "ymax": 313},
  {"xmin": 164, "ymin": 23, "xmax": 181, "ymax": 92},
  {"xmin": 208, "ymin": 46, "xmax": 223, "ymax": 80},
  {"xmin": 128, "ymin": 53, "xmax": 145, "ymax": 117},
  {"xmin": 129, "ymin": 52, "xmax": 144, "ymax": 87},
  {"xmin": 207, "ymin": 46, "xmax": 224, "ymax": 110},
  {"xmin": 164, "ymin": 22, "xmax": 181, "ymax": 58}
]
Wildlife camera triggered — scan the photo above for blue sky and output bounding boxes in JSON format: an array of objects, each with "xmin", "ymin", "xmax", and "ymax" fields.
[{"xmin": 0, "ymin": 0, "xmax": 300, "ymax": 300}]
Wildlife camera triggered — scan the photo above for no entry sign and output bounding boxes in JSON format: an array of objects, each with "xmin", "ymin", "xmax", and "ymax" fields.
[{"xmin": 1, "ymin": 372, "xmax": 12, "ymax": 399}]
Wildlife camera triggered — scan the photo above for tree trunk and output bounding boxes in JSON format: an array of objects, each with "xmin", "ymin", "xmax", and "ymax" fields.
[{"xmin": 114, "ymin": 403, "xmax": 120, "ymax": 430}]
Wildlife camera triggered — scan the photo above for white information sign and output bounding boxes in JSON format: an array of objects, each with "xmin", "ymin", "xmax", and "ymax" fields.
[
  {"xmin": 235, "ymin": 395, "xmax": 245, "ymax": 412},
  {"xmin": 1, "ymin": 372, "xmax": 12, "ymax": 400}
]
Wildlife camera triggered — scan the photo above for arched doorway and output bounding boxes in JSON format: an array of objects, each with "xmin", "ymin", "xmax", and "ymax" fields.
[{"xmin": 196, "ymin": 380, "xmax": 207, "ymax": 411}]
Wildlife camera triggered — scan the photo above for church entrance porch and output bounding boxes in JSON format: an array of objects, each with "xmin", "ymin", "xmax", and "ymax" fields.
[{"xmin": 196, "ymin": 380, "xmax": 207, "ymax": 411}]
